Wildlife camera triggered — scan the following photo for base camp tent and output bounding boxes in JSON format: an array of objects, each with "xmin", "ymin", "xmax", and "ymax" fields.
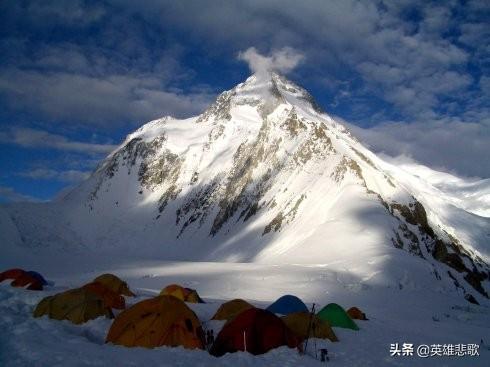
[
  {"xmin": 93, "ymin": 274, "xmax": 135, "ymax": 297},
  {"xmin": 26, "ymin": 271, "xmax": 48, "ymax": 285},
  {"xmin": 0, "ymin": 268, "xmax": 46, "ymax": 290},
  {"xmin": 83, "ymin": 282, "xmax": 126, "ymax": 310},
  {"xmin": 0, "ymin": 268, "xmax": 25, "ymax": 282},
  {"xmin": 317, "ymin": 303, "xmax": 359, "ymax": 330},
  {"xmin": 211, "ymin": 299, "xmax": 254, "ymax": 321},
  {"xmin": 210, "ymin": 308, "xmax": 301, "ymax": 356},
  {"xmin": 106, "ymin": 295, "xmax": 205, "ymax": 349},
  {"xmin": 33, "ymin": 288, "xmax": 113, "ymax": 324},
  {"xmin": 159, "ymin": 284, "xmax": 204, "ymax": 303},
  {"xmin": 281, "ymin": 311, "xmax": 338, "ymax": 342},
  {"xmin": 11, "ymin": 273, "xmax": 43, "ymax": 290},
  {"xmin": 347, "ymin": 306, "xmax": 368, "ymax": 320},
  {"xmin": 266, "ymin": 295, "xmax": 308, "ymax": 315}
]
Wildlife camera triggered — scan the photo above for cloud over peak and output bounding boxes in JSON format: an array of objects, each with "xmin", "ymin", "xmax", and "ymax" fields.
[{"xmin": 238, "ymin": 47, "xmax": 304, "ymax": 77}]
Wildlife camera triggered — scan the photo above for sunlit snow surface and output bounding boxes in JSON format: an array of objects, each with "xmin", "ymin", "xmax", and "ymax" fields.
[
  {"xmin": 1, "ymin": 261, "xmax": 489, "ymax": 367},
  {"xmin": 383, "ymin": 158, "xmax": 490, "ymax": 218}
]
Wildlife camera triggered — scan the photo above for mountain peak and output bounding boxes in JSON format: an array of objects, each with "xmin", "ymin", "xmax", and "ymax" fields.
[
  {"xmin": 239, "ymin": 72, "xmax": 323, "ymax": 112},
  {"xmin": 196, "ymin": 72, "xmax": 324, "ymax": 126}
]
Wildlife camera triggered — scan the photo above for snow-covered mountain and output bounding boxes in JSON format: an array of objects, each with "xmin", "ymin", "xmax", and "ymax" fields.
[{"xmin": 1, "ymin": 72, "xmax": 489, "ymax": 302}]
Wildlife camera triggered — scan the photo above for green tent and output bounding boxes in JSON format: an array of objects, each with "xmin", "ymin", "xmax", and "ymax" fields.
[{"xmin": 317, "ymin": 303, "xmax": 359, "ymax": 330}]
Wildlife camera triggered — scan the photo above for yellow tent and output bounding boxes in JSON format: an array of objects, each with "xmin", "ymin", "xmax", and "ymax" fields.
[
  {"xmin": 106, "ymin": 295, "xmax": 205, "ymax": 349},
  {"xmin": 93, "ymin": 274, "xmax": 135, "ymax": 297},
  {"xmin": 82, "ymin": 282, "xmax": 126, "ymax": 310},
  {"xmin": 159, "ymin": 284, "xmax": 186, "ymax": 300},
  {"xmin": 185, "ymin": 289, "xmax": 204, "ymax": 303},
  {"xmin": 282, "ymin": 311, "xmax": 338, "ymax": 342},
  {"xmin": 211, "ymin": 299, "xmax": 254, "ymax": 321},
  {"xmin": 159, "ymin": 284, "xmax": 204, "ymax": 303},
  {"xmin": 33, "ymin": 288, "xmax": 113, "ymax": 324}
]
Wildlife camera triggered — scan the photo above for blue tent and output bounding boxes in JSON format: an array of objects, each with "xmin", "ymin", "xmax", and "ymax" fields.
[
  {"xmin": 266, "ymin": 295, "xmax": 308, "ymax": 315},
  {"xmin": 27, "ymin": 271, "xmax": 48, "ymax": 285}
]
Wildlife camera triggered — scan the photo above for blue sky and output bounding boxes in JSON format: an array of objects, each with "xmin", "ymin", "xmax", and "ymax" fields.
[{"xmin": 0, "ymin": 0, "xmax": 489, "ymax": 202}]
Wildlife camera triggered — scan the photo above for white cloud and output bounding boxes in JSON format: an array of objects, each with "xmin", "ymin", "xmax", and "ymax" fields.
[
  {"xmin": 2, "ymin": 0, "xmax": 485, "ymax": 127},
  {"xmin": 341, "ymin": 117, "xmax": 490, "ymax": 179},
  {"xmin": 0, "ymin": 69, "xmax": 215, "ymax": 125},
  {"xmin": 0, "ymin": 128, "xmax": 117, "ymax": 154},
  {"xmin": 111, "ymin": 0, "xmax": 483, "ymax": 122},
  {"xmin": 238, "ymin": 47, "xmax": 304, "ymax": 77}
]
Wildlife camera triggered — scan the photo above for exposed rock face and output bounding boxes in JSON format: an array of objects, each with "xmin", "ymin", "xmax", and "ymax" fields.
[{"xmin": 390, "ymin": 200, "xmax": 434, "ymax": 238}]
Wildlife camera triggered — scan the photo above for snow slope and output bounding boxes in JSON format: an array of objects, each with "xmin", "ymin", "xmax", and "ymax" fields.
[{"xmin": 380, "ymin": 156, "xmax": 490, "ymax": 218}]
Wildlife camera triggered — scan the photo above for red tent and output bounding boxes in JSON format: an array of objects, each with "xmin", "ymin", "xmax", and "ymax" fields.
[
  {"xmin": 210, "ymin": 308, "xmax": 301, "ymax": 356},
  {"xmin": 0, "ymin": 268, "xmax": 25, "ymax": 282},
  {"xmin": 11, "ymin": 273, "xmax": 43, "ymax": 290},
  {"xmin": 1, "ymin": 268, "xmax": 45, "ymax": 290}
]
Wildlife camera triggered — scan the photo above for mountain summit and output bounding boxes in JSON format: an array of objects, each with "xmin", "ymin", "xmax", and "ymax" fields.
[{"xmin": 1, "ymin": 72, "xmax": 489, "ymax": 302}]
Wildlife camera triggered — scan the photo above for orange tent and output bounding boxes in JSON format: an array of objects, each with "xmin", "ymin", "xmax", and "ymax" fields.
[
  {"xmin": 281, "ymin": 311, "xmax": 338, "ymax": 342},
  {"xmin": 347, "ymin": 307, "xmax": 368, "ymax": 320},
  {"xmin": 93, "ymin": 274, "xmax": 135, "ymax": 297},
  {"xmin": 159, "ymin": 284, "xmax": 204, "ymax": 303},
  {"xmin": 106, "ymin": 295, "xmax": 205, "ymax": 349},
  {"xmin": 211, "ymin": 299, "xmax": 254, "ymax": 321},
  {"xmin": 83, "ymin": 282, "xmax": 126, "ymax": 310},
  {"xmin": 160, "ymin": 284, "xmax": 186, "ymax": 301}
]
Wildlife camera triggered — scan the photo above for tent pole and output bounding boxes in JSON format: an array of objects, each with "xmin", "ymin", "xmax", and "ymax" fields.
[
  {"xmin": 243, "ymin": 330, "xmax": 247, "ymax": 352},
  {"xmin": 304, "ymin": 303, "xmax": 316, "ymax": 357}
]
